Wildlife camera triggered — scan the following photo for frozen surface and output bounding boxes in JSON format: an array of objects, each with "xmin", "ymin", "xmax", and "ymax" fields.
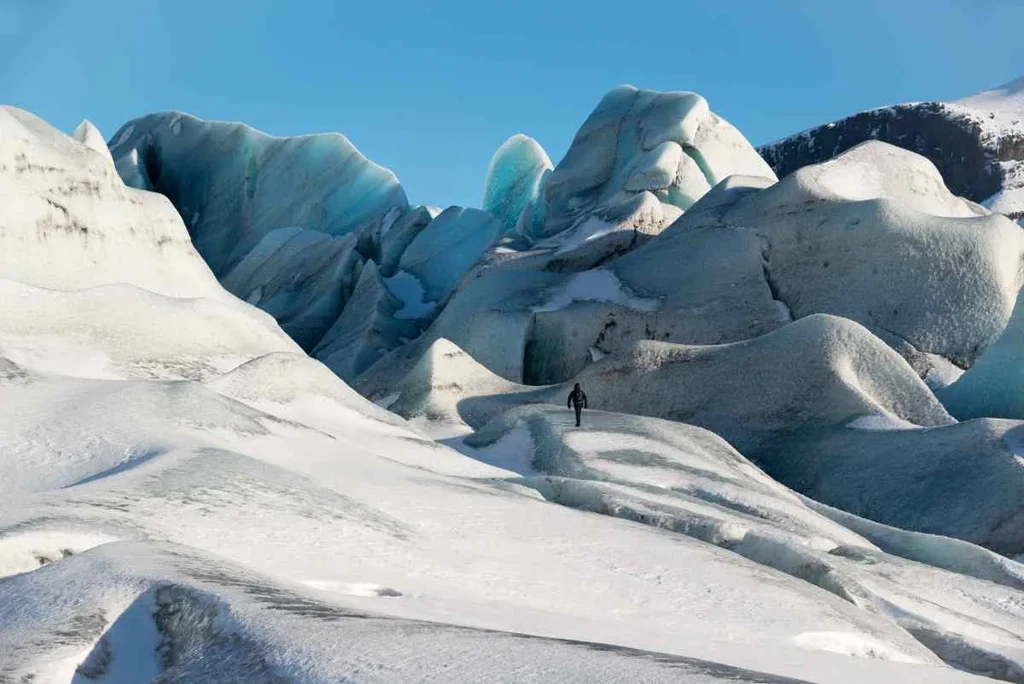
[
  {"xmin": 396, "ymin": 206, "xmax": 503, "ymax": 305},
  {"xmin": 956, "ymin": 76, "xmax": 1024, "ymax": 142},
  {"xmin": 937, "ymin": 286, "xmax": 1024, "ymax": 419},
  {"xmin": 221, "ymin": 227, "xmax": 363, "ymax": 350},
  {"xmin": 676, "ymin": 141, "xmax": 1024, "ymax": 367},
  {"xmin": 313, "ymin": 261, "xmax": 417, "ymax": 381},
  {"xmin": 540, "ymin": 86, "xmax": 777, "ymax": 238},
  {"xmin": 108, "ymin": 111, "xmax": 408, "ymax": 277},
  {"xmin": 939, "ymin": 288, "xmax": 1024, "ymax": 419},
  {"xmin": 483, "ymin": 133, "xmax": 552, "ymax": 235},
  {"xmin": 5, "ymin": 100, "xmax": 1024, "ymax": 682},
  {"xmin": 70, "ymin": 119, "xmax": 114, "ymax": 166},
  {"xmin": 0, "ymin": 106, "xmax": 231, "ymax": 300},
  {"xmin": 533, "ymin": 269, "xmax": 659, "ymax": 313}
]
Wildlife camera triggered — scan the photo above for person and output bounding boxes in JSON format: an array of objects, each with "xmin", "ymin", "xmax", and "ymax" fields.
[{"xmin": 567, "ymin": 382, "xmax": 588, "ymax": 427}]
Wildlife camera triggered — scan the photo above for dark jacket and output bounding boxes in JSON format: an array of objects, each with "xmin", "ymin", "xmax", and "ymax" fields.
[{"xmin": 567, "ymin": 388, "xmax": 588, "ymax": 409}]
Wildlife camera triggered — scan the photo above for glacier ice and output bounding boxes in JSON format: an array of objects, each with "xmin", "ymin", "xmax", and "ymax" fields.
[
  {"xmin": 313, "ymin": 261, "xmax": 417, "ymax": 381},
  {"xmin": 108, "ymin": 111, "xmax": 408, "ymax": 276},
  {"xmin": 939, "ymin": 287, "xmax": 1024, "ymax": 419},
  {"xmin": 0, "ymin": 107, "xmax": 230, "ymax": 300},
  {"xmin": 367, "ymin": 338, "xmax": 1024, "ymax": 677},
  {"xmin": 70, "ymin": 119, "xmax": 114, "ymax": 166},
  {"xmin": 770, "ymin": 418, "xmax": 1024, "ymax": 556},
  {"xmin": 220, "ymin": 227, "xmax": 363, "ymax": 350},
  {"xmin": 5, "ymin": 103, "xmax": 1024, "ymax": 682},
  {"xmin": 373, "ymin": 140, "xmax": 1021, "ymax": 390},
  {"xmin": 539, "ymin": 85, "xmax": 777, "ymax": 238},
  {"xmin": 393, "ymin": 206, "xmax": 503, "ymax": 305},
  {"xmin": 482, "ymin": 133, "xmax": 552, "ymax": 235},
  {"xmin": 378, "ymin": 204, "xmax": 434, "ymax": 276}
]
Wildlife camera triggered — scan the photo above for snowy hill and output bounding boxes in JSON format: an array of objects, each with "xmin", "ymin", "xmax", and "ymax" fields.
[
  {"xmin": 760, "ymin": 76, "xmax": 1024, "ymax": 221},
  {"xmin": 1, "ymin": 85, "xmax": 1024, "ymax": 683}
]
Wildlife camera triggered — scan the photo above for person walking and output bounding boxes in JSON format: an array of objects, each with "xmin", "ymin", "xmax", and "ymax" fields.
[{"xmin": 567, "ymin": 382, "xmax": 588, "ymax": 427}]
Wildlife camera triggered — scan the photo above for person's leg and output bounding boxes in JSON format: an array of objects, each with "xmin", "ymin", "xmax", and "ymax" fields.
[{"xmin": 574, "ymin": 404, "xmax": 581, "ymax": 427}]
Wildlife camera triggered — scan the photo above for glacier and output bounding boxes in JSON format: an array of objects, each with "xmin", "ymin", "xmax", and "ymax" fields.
[
  {"xmin": 2, "ymin": 82, "xmax": 1024, "ymax": 683},
  {"xmin": 109, "ymin": 111, "xmax": 408, "ymax": 276},
  {"xmin": 482, "ymin": 133, "xmax": 552, "ymax": 236},
  {"xmin": 539, "ymin": 86, "xmax": 777, "ymax": 238},
  {"xmin": 939, "ymin": 288, "xmax": 1024, "ymax": 420}
]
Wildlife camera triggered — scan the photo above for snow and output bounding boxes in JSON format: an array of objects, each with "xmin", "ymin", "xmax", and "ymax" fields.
[
  {"xmin": 793, "ymin": 632, "xmax": 923, "ymax": 663},
  {"xmin": 716, "ymin": 141, "xmax": 1024, "ymax": 367},
  {"xmin": 847, "ymin": 410, "xmax": 919, "ymax": 431},
  {"xmin": 955, "ymin": 75, "xmax": 1024, "ymax": 135},
  {"xmin": 4, "ymin": 101, "xmax": 1024, "ymax": 682},
  {"xmin": 0, "ymin": 106, "xmax": 232, "ymax": 300},
  {"xmin": 782, "ymin": 140, "xmax": 985, "ymax": 218},
  {"xmin": 953, "ymin": 76, "xmax": 1024, "ymax": 221},
  {"xmin": 384, "ymin": 270, "xmax": 436, "ymax": 320},
  {"xmin": 624, "ymin": 140, "xmax": 683, "ymax": 191},
  {"xmin": 533, "ymin": 269, "xmax": 659, "ymax": 313},
  {"xmin": 69, "ymin": 119, "xmax": 114, "ymax": 166},
  {"xmin": 445, "ymin": 422, "xmax": 537, "ymax": 475},
  {"xmin": 375, "ymin": 319, "xmax": 1024, "ymax": 555}
]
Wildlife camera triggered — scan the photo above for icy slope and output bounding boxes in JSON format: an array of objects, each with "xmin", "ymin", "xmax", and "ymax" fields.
[
  {"xmin": 370, "ymin": 141, "xmax": 1021, "ymax": 389},
  {"xmin": 4, "ymin": 361, "xmax": 967, "ymax": 683},
  {"xmin": 761, "ymin": 75, "xmax": 1024, "ymax": 221},
  {"xmin": 108, "ymin": 111, "xmax": 408, "ymax": 276},
  {"xmin": 370, "ymin": 339, "xmax": 1024, "ymax": 678},
  {"xmin": 540, "ymin": 86, "xmax": 777, "ymax": 238},
  {"xmin": 939, "ymin": 288, "xmax": 1024, "ymax": 420},
  {"xmin": 6, "ymin": 543, "xmax": 995, "ymax": 684},
  {"xmin": 220, "ymin": 227, "xmax": 363, "ymax": 350},
  {"xmin": 0, "ymin": 107, "xmax": 231, "ymax": 299},
  {"xmin": 7, "ymin": 108, "xmax": 1007, "ymax": 682},
  {"xmin": 378, "ymin": 329, "xmax": 1024, "ymax": 558}
]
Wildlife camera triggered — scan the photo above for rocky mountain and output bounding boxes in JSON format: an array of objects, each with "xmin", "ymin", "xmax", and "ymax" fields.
[{"xmin": 760, "ymin": 76, "xmax": 1024, "ymax": 221}]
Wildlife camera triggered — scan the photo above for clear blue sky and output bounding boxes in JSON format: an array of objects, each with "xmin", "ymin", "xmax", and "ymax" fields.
[{"xmin": 3, "ymin": 0, "xmax": 1022, "ymax": 209}]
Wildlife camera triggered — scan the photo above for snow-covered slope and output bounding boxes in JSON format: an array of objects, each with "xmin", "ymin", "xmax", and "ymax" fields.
[
  {"xmin": 761, "ymin": 75, "xmax": 1024, "ymax": 221},
  {"xmin": 370, "ymin": 327, "xmax": 1024, "ymax": 558},
  {"xmin": 0, "ymin": 107, "xmax": 231, "ymax": 299},
  {"xmin": 6, "ymin": 94, "xmax": 1024, "ymax": 682}
]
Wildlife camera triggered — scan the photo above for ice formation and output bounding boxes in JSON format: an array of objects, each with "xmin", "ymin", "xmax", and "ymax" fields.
[
  {"xmin": 108, "ymin": 112, "xmax": 408, "ymax": 276},
  {"xmin": 482, "ymin": 133, "xmax": 552, "ymax": 235},
  {"xmin": 539, "ymin": 86, "xmax": 777, "ymax": 238},
  {"xmin": 3, "ymin": 85, "xmax": 1024, "ymax": 681},
  {"xmin": 221, "ymin": 227, "xmax": 363, "ymax": 350},
  {"xmin": 939, "ymin": 288, "xmax": 1024, "ymax": 419},
  {"xmin": 0, "ymin": 107, "xmax": 230, "ymax": 299}
]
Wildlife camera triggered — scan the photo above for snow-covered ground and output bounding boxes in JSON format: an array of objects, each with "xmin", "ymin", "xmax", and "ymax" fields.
[{"xmin": 3, "ymin": 92, "xmax": 1024, "ymax": 683}]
